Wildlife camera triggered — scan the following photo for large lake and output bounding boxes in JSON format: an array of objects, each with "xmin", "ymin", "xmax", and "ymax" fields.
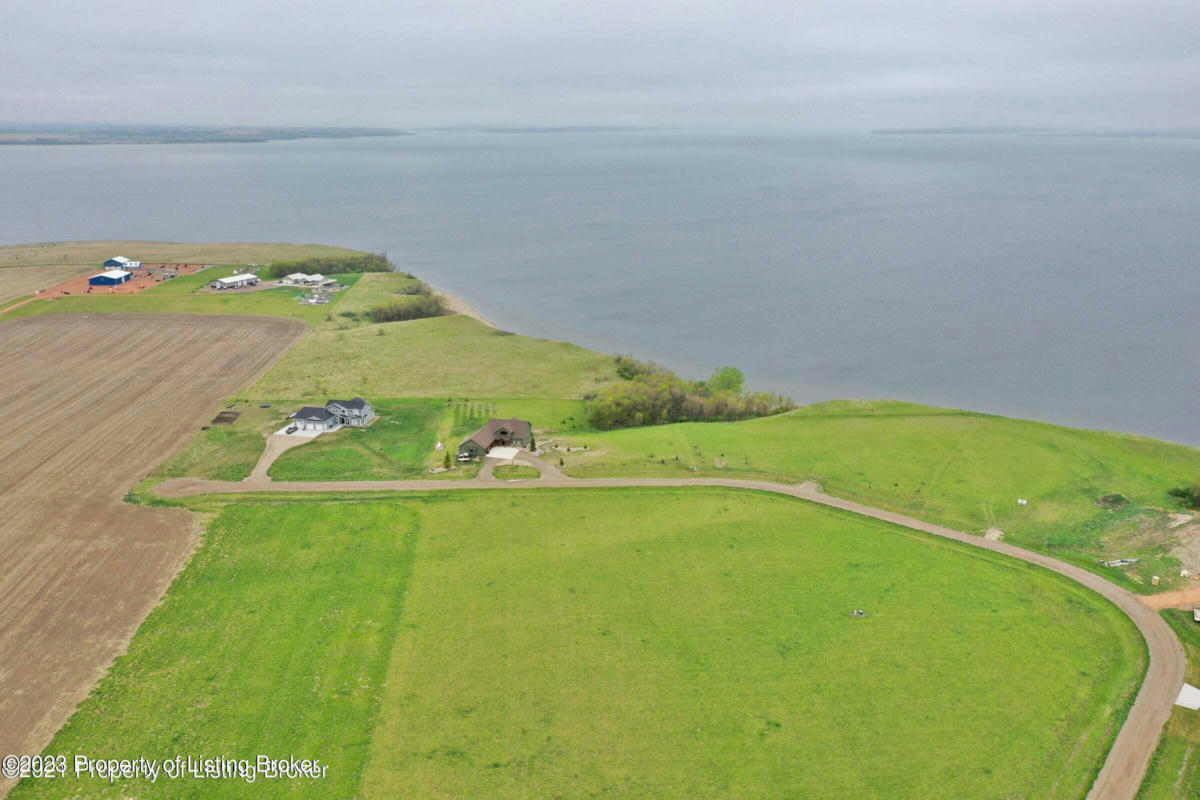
[{"xmin": 2, "ymin": 130, "xmax": 1198, "ymax": 443}]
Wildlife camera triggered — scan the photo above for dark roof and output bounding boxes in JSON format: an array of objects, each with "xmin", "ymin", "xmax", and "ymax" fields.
[
  {"xmin": 326, "ymin": 397, "xmax": 368, "ymax": 411},
  {"xmin": 291, "ymin": 406, "xmax": 334, "ymax": 421},
  {"xmin": 463, "ymin": 417, "xmax": 532, "ymax": 448}
]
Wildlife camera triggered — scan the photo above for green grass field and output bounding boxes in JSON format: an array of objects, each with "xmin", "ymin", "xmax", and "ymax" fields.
[
  {"xmin": 10, "ymin": 501, "xmax": 417, "ymax": 800},
  {"xmin": 251, "ymin": 314, "xmax": 618, "ymax": 400},
  {"xmin": 13, "ymin": 489, "xmax": 1144, "ymax": 799},
  {"xmin": 154, "ymin": 402, "xmax": 296, "ymax": 481},
  {"xmin": 269, "ymin": 400, "xmax": 443, "ymax": 480},
  {"xmin": 1137, "ymin": 610, "xmax": 1200, "ymax": 800},
  {"xmin": 557, "ymin": 400, "xmax": 1200, "ymax": 587},
  {"xmin": 491, "ymin": 464, "xmax": 540, "ymax": 479},
  {"xmin": 2, "ymin": 286, "xmax": 340, "ymax": 324},
  {"xmin": 318, "ymin": 271, "xmax": 427, "ymax": 328}
]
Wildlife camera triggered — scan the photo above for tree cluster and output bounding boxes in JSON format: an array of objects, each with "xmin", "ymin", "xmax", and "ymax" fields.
[
  {"xmin": 260, "ymin": 252, "xmax": 393, "ymax": 279},
  {"xmin": 587, "ymin": 358, "xmax": 795, "ymax": 430},
  {"xmin": 366, "ymin": 294, "xmax": 448, "ymax": 323}
]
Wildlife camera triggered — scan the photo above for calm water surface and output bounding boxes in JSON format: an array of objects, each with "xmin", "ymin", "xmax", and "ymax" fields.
[{"xmin": 2, "ymin": 130, "xmax": 1198, "ymax": 443}]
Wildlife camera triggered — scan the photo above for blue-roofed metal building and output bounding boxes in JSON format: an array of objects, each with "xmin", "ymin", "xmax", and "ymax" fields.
[{"xmin": 88, "ymin": 269, "xmax": 132, "ymax": 286}]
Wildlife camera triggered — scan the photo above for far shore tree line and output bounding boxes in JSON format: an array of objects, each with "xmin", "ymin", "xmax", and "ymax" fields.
[{"xmin": 586, "ymin": 356, "xmax": 795, "ymax": 430}]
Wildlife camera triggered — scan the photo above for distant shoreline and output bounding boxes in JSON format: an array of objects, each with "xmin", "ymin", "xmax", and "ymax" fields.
[{"xmin": 0, "ymin": 126, "xmax": 413, "ymax": 146}]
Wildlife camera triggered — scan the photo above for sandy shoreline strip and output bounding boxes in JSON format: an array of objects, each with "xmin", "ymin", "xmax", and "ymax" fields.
[{"xmin": 429, "ymin": 282, "xmax": 495, "ymax": 328}]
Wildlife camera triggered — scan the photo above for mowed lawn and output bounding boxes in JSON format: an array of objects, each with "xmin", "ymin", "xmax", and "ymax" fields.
[
  {"xmin": 361, "ymin": 490, "xmax": 1142, "ymax": 800},
  {"xmin": 559, "ymin": 400, "xmax": 1200, "ymax": 583},
  {"xmin": 13, "ymin": 490, "xmax": 1143, "ymax": 799},
  {"xmin": 251, "ymin": 314, "xmax": 618, "ymax": 400},
  {"xmin": 10, "ymin": 502, "xmax": 417, "ymax": 800},
  {"xmin": 269, "ymin": 400, "xmax": 444, "ymax": 480}
]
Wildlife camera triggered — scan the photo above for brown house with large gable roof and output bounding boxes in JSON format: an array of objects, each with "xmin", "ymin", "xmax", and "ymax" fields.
[{"xmin": 457, "ymin": 417, "xmax": 532, "ymax": 458}]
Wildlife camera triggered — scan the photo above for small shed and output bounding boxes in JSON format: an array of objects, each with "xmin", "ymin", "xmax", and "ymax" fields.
[{"xmin": 89, "ymin": 269, "xmax": 132, "ymax": 286}]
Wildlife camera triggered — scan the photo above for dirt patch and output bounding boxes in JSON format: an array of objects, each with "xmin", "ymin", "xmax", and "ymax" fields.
[
  {"xmin": 24, "ymin": 264, "xmax": 208, "ymax": 302},
  {"xmin": 211, "ymin": 411, "xmax": 241, "ymax": 425},
  {"xmin": 1170, "ymin": 525, "xmax": 1200, "ymax": 576},
  {"xmin": 984, "ymin": 527, "xmax": 1005, "ymax": 541},
  {"xmin": 1096, "ymin": 493, "xmax": 1130, "ymax": 509},
  {"xmin": 0, "ymin": 313, "xmax": 304, "ymax": 795}
]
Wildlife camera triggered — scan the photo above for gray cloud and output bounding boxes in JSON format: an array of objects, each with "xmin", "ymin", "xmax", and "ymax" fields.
[{"xmin": 1, "ymin": 0, "xmax": 1198, "ymax": 128}]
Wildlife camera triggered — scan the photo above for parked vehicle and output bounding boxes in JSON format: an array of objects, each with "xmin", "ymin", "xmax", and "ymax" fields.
[
  {"xmin": 457, "ymin": 452, "xmax": 472, "ymax": 462},
  {"xmin": 286, "ymin": 425, "xmax": 297, "ymax": 434}
]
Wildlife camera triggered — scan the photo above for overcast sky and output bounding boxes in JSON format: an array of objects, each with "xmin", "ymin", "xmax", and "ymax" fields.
[{"xmin": 2, "ymin": 0, "xmax": 1199, "ymax": 129}]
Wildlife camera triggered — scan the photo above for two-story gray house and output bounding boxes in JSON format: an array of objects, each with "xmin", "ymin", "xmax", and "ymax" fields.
[{"xmin": 290, "ymin": 397, "xmax": 376, "ymax": 432}]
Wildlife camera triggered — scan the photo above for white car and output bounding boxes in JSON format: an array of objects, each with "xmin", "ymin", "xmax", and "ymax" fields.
[{"xmin": 457, "ymin": 452, "xmax": 472, "ymax": 462}]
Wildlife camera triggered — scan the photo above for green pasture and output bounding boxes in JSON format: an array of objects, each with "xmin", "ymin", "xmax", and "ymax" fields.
[
  {"xmin": 1, "ymin": 286, "xmax": 339, "ymax": 324},
  {"xmin": 14, "ymin": 490, "xmax": 1144, "ymax": 799},
  {"xmin": 10, "ymin": 501, "xmax": 417, "ymax": 800},
  {"xmin": 557, "ymin": 400, "xmax": 1200, "ymax": 586},
  {"xmin": 250, "ymin": 314, "xmax": 618, "ymax": 400},
  {"xmin": 361, "ymin": 489, "xmax": 1141, "ymax": 800},
  {"xmin": 318, "ymin": 271, "xmax": 427, "ymax": 328}
]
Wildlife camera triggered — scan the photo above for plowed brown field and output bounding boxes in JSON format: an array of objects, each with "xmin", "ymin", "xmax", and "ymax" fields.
[{"xmin": 0, "ymin": 314, "xmax": 304, "ymax": 794}]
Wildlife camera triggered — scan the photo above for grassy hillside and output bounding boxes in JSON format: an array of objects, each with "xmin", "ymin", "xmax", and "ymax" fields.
[
  {"xmin": 251, "ymin": 314, "xmax": 618, "ymax": 400},
  {"xmin": 318, "ymin": 271, "xmax": 428, "ymax": 328},
  {"xmin": 13, "ymin": 490, "xmax": 1143, "ymax": 799},
  {"xmin": 556, "ymin": 400, "xmax": 1200, "ymax": 587}
]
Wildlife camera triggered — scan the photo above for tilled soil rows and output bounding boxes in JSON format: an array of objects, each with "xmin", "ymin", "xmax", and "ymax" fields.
[{"xmin": 0, "ymin": 313, "xmax": 304, "ymax": 794}]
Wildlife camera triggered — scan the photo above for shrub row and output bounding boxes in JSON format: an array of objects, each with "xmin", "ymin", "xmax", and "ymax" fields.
[
  {"xmin": 587, "ymin": 359, "xmax": 795, "ymax": 429},
  {"xmin": 366, "ymin": 294, "xmax": 448, "ymax": 323},
  {"xmin": 260, "ymin": 252, "xmax": 393, "ymax": 279}
]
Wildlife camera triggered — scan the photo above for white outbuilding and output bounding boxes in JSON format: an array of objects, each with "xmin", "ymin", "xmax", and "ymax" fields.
[{"xmin": 210, "ymin": 273, "xmax": 260, "ymax": 290}]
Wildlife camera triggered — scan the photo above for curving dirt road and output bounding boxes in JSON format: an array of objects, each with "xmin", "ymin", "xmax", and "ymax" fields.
[{"xmin": 156, "ymin": 461, "xmax": 1185, "ymax": 800}]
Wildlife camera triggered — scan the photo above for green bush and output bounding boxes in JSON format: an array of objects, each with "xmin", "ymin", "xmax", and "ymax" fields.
[
  {"xmin": 366, "ymin": 294, "xmax": 448, "ymax": 323},
  {"xmin": 587, "ymin": 363, "xmax": 794, "ymax": 430}
]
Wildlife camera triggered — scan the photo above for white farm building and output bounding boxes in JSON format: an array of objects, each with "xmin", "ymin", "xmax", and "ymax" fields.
[
  {"xmin": 210, "ymin": 273, "xmax": 260, "ymax": 290},
  {"xmin": 278, "ymin": 272, "xmax": 338, "ymax": 287},
  {"xmin": 103, "ymin": 256, "xmax": 142, "ymax": 269}
]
